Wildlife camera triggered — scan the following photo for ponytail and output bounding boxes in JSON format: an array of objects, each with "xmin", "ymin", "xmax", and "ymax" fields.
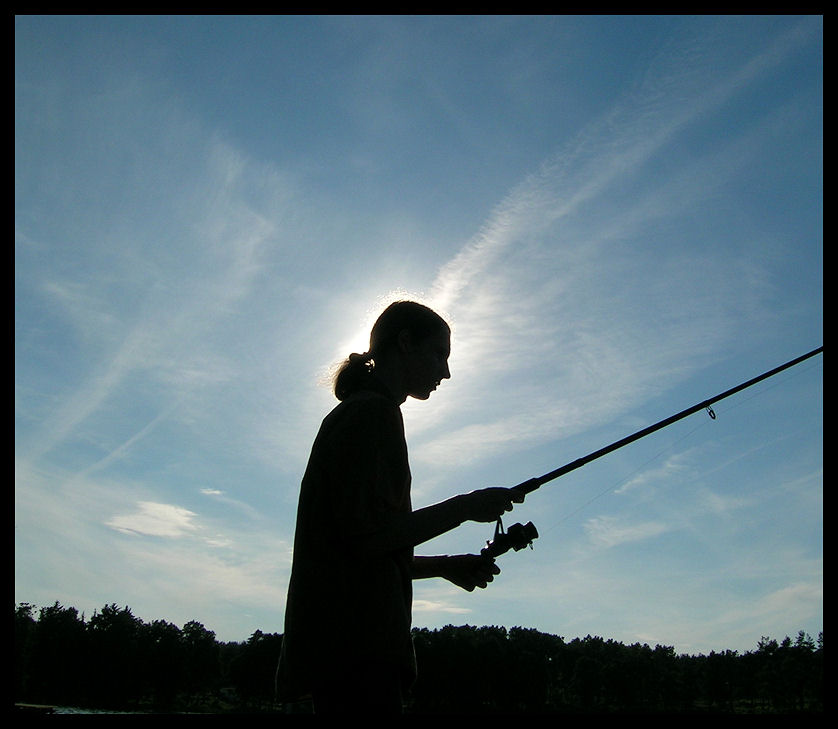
[{"xmin": 333, "ymin": 351, "xmax": 374, "ymax": 402}]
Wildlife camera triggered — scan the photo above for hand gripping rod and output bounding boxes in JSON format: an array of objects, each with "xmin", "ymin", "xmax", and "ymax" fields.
[{"xmin": 511, "ymin": 346, "xmax": 823, "ymax": 496}]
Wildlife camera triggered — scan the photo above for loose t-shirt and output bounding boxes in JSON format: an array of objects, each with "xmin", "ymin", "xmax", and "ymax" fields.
[{"xmin": 277, "ymin": 380, "xmax": 417, "ymax": 701}]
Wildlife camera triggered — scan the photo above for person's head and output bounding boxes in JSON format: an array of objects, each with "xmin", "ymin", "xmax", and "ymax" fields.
[{"xmin": 333, "ymin": 301, "xmax": 451, "ymax": 402}]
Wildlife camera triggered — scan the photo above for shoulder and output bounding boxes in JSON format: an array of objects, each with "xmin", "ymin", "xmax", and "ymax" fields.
[
  {"xmin": 330, "ymin": 390, "xmax": 400, "ymax": 426},
  {"xmin": 320, "ymin": 389, "xmax": 402, "ymax": 437},
  {"xmin": 308, "ymin": 392, "xmax": 405, "ymax": 470}
]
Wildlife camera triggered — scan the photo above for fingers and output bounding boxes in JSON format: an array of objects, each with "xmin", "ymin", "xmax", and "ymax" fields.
[
  {"xmin": 509, "ymin": 488, "xmax": 526, "ymax": 504},
  {"xmin": 449, "ymin": 554, "xmax": 501, "ymax": 591},
  {"xmin": 462, "ymin": 487, "xmax": 526, "ymax": 522},
  {"xmin": 470, "ymin": 555, "xmax": 500, "ymax": 589},
  {"xmin": 496, "ymin": 487, "xmax": 524, "ymax": 515},
  {"xmin": 491, "ymin": 487, "xmax": 524, "ymax": 509},
  {"xmin": 489, "ymin": 487, "xmax": 521, "ymax": 509}
]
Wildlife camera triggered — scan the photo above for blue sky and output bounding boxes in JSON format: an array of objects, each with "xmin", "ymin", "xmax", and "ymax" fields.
[{"xmin": 15, "ymin": 15, "xmax": 822, "ymax": 655}]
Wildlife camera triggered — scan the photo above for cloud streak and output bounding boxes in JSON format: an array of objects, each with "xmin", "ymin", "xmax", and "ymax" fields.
[
  {"xmin": 584, "ymin": 515, "xmax": 671, "ymax": 548},
  {"xmin": 15, "ymin": 83, "xmax": 291, "ymax": 470},
  {"xmin": 401, "ymin": 19, "xmax": 823, "ymax": 486}
]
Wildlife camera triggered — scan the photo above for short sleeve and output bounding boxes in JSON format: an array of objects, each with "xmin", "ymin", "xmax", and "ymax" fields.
[{"xmin": 321, "ymin": 393, "xmax": 412, "ymax": 541}]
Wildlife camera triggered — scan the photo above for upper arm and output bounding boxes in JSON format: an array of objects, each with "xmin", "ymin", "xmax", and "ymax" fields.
[{"xmin": 323, "ymin": 396, "xmax": 411, "ymax": 539}]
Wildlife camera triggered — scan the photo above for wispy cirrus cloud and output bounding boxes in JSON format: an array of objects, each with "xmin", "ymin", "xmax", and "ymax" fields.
[
  {"xmin": 200, "ymin": 488, "xmax": 263, "ymax": 522},
  {"xmin": 584, "ymin": 515, "xmax": 671, "ymax": 549},
  {"xmin": 407, "ymin": 20, "xmax": 817, "ymax": 477},
  {"xmin": 615, "ymin": 450, "xmax": 697, "ymax": 495},
  {"xmin": 15, "ymin": 83, "xmax": 291, "ymax": 470}
]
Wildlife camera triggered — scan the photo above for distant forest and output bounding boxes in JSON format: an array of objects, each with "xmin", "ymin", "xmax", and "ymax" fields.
[{"xmin": 15, "ymin": 602, "xmax": 822, "ymax": 714}]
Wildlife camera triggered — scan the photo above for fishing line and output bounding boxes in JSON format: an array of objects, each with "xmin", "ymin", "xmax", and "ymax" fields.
[
  {"xmin": 704, "ymin": 357, "xmax": 823, "ymax": 418},
  {"xmin": 541, "ymin": 418, "xmax": 711, "ymax": 535},
  {"xmin": 538, "ymin": 354, "xmax": 824, "ymax": 535},
  {"xmin": 482, "ymin": 347, "xmax": 823, "ymax": 556}
]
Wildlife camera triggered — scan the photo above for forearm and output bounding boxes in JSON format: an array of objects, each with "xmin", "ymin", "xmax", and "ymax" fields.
[
  {"xmin": 413, "ymin": 553, "xmax": 501, "ymax": 591},
  {"xmin": 356, "ymin": 496, "xmax": 467, "ymax": 554},
  {"xmin": 352, "ymin": 486, "xmax": 519, "ymax": 555},
  {"xmin": 411, "ymin": 555, "xmax": 451, "ymax": 579}
]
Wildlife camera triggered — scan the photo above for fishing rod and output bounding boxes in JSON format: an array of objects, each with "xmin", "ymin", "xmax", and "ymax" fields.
[{"xmin": 481, "ymin": 345, "xmax": 823, "ymax": 558}]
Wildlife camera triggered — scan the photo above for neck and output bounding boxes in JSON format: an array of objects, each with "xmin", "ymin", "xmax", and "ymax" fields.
[{"xmin": 372, "ymin": 358, "xmax": 408, "ymax": 404}]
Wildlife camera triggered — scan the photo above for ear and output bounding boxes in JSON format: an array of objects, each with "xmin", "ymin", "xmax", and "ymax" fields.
[{"xmin": 396, "ymin": 328, "xmax": 415, "ymax": 353}]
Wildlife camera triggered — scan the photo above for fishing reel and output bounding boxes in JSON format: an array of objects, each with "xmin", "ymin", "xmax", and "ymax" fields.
[{"xmin": 480, "ymin": 518, "xmax": 538, "ymax": 558}]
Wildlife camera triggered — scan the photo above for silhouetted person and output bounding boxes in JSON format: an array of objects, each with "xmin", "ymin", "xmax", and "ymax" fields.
[{"xmin": 276, "ymin": 301, "xmax": 524, "ymax": 714}]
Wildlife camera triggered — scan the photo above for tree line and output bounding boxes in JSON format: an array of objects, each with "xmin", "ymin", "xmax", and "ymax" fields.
[{"xmin": 14, "ymin": 602, "xmax": 822, "ymax": 714}]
